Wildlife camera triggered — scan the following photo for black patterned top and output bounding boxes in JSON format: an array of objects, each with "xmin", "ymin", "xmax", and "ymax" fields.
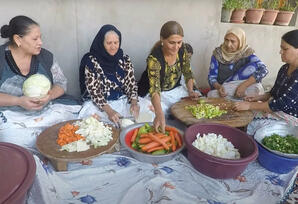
[{"xmin": 83, "ymin": 54, "xmax": 138, "ymax": 110}]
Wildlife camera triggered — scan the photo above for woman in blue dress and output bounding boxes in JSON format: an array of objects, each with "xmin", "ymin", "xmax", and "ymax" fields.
[
  {"xmin": 234, "ymin": 29, "xmax": 298, "ymax": 134},
  {"xmin": 207, "ymin": 27, "xmax": 268, "ymax": 98}
]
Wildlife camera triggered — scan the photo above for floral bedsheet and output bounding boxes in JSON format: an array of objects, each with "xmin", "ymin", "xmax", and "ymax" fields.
[{"xmin": 27, "ymin": 150, "xmax": 297, "ymax": 204}]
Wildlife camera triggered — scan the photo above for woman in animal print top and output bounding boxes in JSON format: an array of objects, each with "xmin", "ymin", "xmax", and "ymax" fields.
[{"xmin": 79, "ymin": 24, "xmax": 139, "ymax": 125}]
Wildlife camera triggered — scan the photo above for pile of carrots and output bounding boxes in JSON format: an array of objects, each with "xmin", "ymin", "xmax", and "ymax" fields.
[
  {"xmin": 57, "ymin": 123, "xmax": 85, "ymax": 146},
  {"xmin": 130, "ymin": 126, "xmax": 182, "ymax": 154}
]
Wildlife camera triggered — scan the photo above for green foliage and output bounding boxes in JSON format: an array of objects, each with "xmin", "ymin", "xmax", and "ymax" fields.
[
  {"xmin": 280, "ymin": 0, "xmax": 298, "ymax": 11},
  {"xmin": 222, "ymin": 0, "xmax": 236, "ymax": 10},
  {"xmin": 262, "ymin": 0, "xmax": 279, "ymax": 9},
  {"xmin": 222, "ymin": 0, "xmax": 249, "ymax": 9},
  {"xmin": 234, "ymin": 0, "xmax": 250, "ymax": 9},
  {"xmin": 249, "ymin": 0, "xmax": 264, "ymax": 9}
]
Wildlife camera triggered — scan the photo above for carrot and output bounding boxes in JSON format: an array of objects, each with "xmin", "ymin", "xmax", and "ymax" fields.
[
  {"xmin": 138, "ymin": 137, "xmax": 152, "ymax": 144},
  {"xmin": 147, "ymin": 133, "xmax": 169, "ymax": 150},
  {"xmin": 147, "ymin": 145, "xmax": 164, "ymax": 153},
  {"xmin": 165, "ymin": 126, "xmax": 178, "ymax": 133},
  {"xmin": 141, "ymin": 137, "xmax": 171, "ymax": 151},
  {"xmin": 170, "ymin": 131, "xmax": 176, "ymax": 151},
  {"xmin": 140, "ymin": 133, "xmax": 149, "ymax": 138},
  {"xmin": 57, "ymin": 123, "xmax": 84, "ymax": 146},
  {"xmin": 131, "ymin": 128, "xmax": 139, "ymax": 142},
  {"xmin": 155, "ymin": 133, "xmax": 168, "ymax": 138},
  {"xmin": 174, "ymin": 132, "xmax": 182, "ymax": 147}
]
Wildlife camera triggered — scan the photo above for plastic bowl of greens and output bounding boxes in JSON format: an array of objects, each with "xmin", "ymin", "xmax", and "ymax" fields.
[
  {"xmin": 120, "ymin": 122, "xmax": 184, "ymax": 163},
  {"xmin": 254, "ymin": 124, "xmax": 298, "ymax": 159},
  {"xmin": 254, "ymin": 124, "xmax": 298, "ymax": 174}
]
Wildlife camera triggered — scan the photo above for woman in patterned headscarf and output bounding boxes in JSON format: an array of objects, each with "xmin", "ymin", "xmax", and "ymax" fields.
[
  {"xmin": 234, "ymin": 29, "xmax": 298, "ymax": 133},
  {"xmin": 79, "ymin": 24, "xmax": 140, "ymax": 125},
  {"xmin": 207, "ymin": 27, "xmax": 268, "ymax": 98}
]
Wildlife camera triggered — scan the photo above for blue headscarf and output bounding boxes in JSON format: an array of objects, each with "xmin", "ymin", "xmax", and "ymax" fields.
[{"xmin": 90, "ymin": 24, "xmax": 124, "ymax": 74}]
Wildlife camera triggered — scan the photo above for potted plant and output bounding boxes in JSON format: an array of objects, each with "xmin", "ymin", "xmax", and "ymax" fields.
[
  {"xmin": 221, "ymin": 0, "xmax": 236, "ymax": 22},
  {"xmin": 275, "ymin": 0, "xmax": 298, "ymax": 25},
  {"xmin": 230, "ymin": 0, "xmax": 249, "ymax": 23},
  {"xmin": 261, "ymin": 0, "xmax": 279, "ymax": 24},
  {"xmin": 246, "ymin": 0, "xmax": 265, "ymax": 24}
]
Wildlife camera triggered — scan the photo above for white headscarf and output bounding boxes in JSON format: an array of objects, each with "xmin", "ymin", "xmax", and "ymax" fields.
[{"xmin": 220, "ymin": 27, "xmax": 249, "ymax": 62}]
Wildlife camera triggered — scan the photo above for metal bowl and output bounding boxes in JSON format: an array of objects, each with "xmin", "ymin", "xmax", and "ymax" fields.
[
  {"xmin": 254, "ymin": 124, "xmax": 298, "ymax": 159},
  {"xmin": 119, "ymin": 122, "xmax": 184, "ymax": 163}
]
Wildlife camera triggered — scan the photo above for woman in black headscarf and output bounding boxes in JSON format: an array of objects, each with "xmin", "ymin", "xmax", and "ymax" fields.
[{"xmin": 79, "ymin": 24, "xmax": 140, "ymax": 124}]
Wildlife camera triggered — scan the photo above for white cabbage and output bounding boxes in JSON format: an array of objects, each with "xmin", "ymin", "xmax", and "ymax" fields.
[
  {"xmin": 22, "ymin": 74, "xmax": 51, "ymax": 98},
  {"xmin": 192, "ymin": 133, "xmax": 240, "ymax": 159}
]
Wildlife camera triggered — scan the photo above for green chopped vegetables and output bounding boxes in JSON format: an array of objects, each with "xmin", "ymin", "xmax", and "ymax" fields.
[
  {"xmin": 185, "ymin": 99, "xmax": 227, "ymax": 119},
  {"xmin": 262, "ymin": 133, "xmax": 298, "ymax": 154}
]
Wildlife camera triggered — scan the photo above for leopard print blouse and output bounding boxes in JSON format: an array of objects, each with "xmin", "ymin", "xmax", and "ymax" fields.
[{"xmin": 84, "ymin": 54, "xmax": 138, "ymax": 110}]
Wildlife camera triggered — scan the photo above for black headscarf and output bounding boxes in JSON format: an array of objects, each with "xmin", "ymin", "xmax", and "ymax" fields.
[
  {"xmin": 282, "ymin": 29, "xmax": 298, "ymax": 48},
  {"xmin": 89, "ymin": 24, "xmax": 124, "ymax": 74}
]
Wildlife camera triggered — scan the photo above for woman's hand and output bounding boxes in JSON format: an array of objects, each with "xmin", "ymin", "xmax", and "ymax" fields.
[
  {"xmin": 153, "ymin": 111, "xmax": 166, "ymax": 133},
  {"xmin": 18, "ymin": 96, "xmax": 44, "ymax": 110},
  {"xmin": 37, "ymin": 94, "xmax": 51, "ymax": 107},
  {"xmin": 244, "ymin": 96, "xmax": 259, "ymax": 102},
  {"xmin": 217, "ymin": 85, "xmax": 227, "ymax": 97},
  {"xmin": 235, "ymin": 84, "xmax": 247, "ymax": 98},
  {"xmin": 233, "ymin": 101, "xmax": 251, "ymax": 111},
  {"xmin": 130, "ymin": 103, "xmax": 140, "ymax": 118},
  {"xmin": 188, "ymin": 90, "xmax": 200, "ymax": 98},
  {"xmin": 106, "ymin": 108, "xmax": 121, "ymax": 125}
]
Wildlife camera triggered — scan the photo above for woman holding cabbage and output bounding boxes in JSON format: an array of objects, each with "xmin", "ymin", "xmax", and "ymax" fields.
[{"xmin": 0, "ymin": 15, "xmax": 81, "ymax": 149}]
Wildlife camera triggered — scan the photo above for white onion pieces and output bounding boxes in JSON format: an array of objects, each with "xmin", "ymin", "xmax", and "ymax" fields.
[{"xmin": 192, "ymin": 133, "xmax": 240, "ymax": 159}]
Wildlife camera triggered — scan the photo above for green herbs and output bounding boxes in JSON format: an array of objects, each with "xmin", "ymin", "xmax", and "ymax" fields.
[
  {"xmin": 185, "ymin": 100, "xmax": 227, "ymax": 119},
  {"xmin": 262, "ymin": 133, "xmax": 298, "ymax": 154}
]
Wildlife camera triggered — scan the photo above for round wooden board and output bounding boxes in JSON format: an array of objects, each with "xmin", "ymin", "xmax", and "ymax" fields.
[
  {"xmin": 171, "ymin": 97, "xmax": 254, "ymax": 127},
  {"xmin": 36, "ymin": 120, "xmax": 119, "ymax": 163}
]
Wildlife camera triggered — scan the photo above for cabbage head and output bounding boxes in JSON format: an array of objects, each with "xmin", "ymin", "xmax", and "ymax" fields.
[{"xmin": 22, "ymin": 74, "xmax": 51, "ymax": 98}]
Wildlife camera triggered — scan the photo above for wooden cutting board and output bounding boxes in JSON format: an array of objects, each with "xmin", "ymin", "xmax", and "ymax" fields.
[
  {"xmin": 171, "ymin": 97, "xmax": 254, "ymax": 127},
  {"xmin": 36, "ymin": 120, "xmax": 119, "ymax": 171}
]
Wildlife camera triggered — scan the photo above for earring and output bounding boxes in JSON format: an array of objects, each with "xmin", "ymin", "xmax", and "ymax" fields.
[{"xmin": 161, "ymin": 42, "xmax": 164, "ymax": 46}]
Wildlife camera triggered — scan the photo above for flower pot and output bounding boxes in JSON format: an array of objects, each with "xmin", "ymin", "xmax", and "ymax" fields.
[
  {"xmin": 275, "ymin": 11, "xmax": 294, "ymax": 26},
  {"xmin": 245, "ymin": 8, "xmax": 265, "ymax": 24},
  {"xmin": 230, "ymin": 9, "xmax": 246, "ymax": 23},
  {"xmin": 221, "ymin": 7, "xmax": 233, "ymax": 23},
  {"xmin": 260, "ymin": 9, "xmax": 279, "ymax": 25}
]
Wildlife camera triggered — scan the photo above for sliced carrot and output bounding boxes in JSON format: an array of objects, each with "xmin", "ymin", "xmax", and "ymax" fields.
[
  {"xmin": 147, "ymin": 133, "xmax": 169, "ymax": 150},
  {"xmin": 147, "ymin": 145, "xmax": 164, "ymax": 153},
  {"xmin": 141, "ymin": 137, "xmax": 171, "ymax": 151},
  {"xmin": 131, "ymin": 128, "xmax": 139, "ymax": 142},
  {"xmin": 57, "ymin": 123, "xmax": 84, "ymax": 146},
  {"xmin": 140, "ymin": 133, "xmax": 150, "ymax": 138},
  {"xmin": 138, "ymin": 137, "xmax": 152, "ymax": 144},
  {"xmin": 170, "ymin": 131, "xmax": 176, "ymax": 151},
  {"xmin": 165, "ymin": 126, "xmax": 178, "ymax": 133},
  {"xmin": 174, "ymin": 132, "xmax": 182, "ymax": 147}
]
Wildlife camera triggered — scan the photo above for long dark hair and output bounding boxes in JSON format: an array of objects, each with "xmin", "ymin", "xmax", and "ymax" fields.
[
  {"xmin": 282, "ymin": 29, "xmax": 298, "ymax": 48},
  {"xmin": 151, "ymin": 21, "xmax": 184, "ymax": 52},
  {"xmin": 0, "ymin": 15, "xmax": 39, "ymax": 45}
]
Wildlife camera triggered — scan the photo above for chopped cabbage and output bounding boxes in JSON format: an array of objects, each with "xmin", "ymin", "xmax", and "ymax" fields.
[
  {"xmin": 74, "ymin": 117, "xmax": 113, "ymax": 148},
  {"xmin": 60, "ymin": 139, "xmax": 90, "ymax": 152},
  {"xmin": 22, "ymin": 74, "xmax": 51, "ymax": 98},
  {"xmin": 60, "ymin": 116, "xmax": 113, "ymax": 152},
  {"xmin": 120, "ymin": 118, "xmax": 135, "ymax": 128},
  {"xmin": 186, "ymin": 100, "xmax": 227, "ymax": 119},
  {"xmin": 192, "ymin": 133, "xmax": 240, "ymax": 159}
]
